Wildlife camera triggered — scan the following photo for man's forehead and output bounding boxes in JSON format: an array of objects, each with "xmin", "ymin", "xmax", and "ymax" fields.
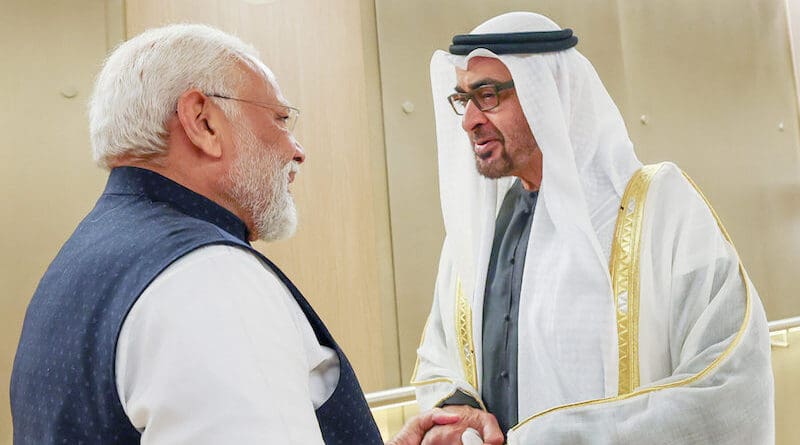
[
  {"xmin": 250, "ymin": 60, "xmax": 292, "ymax": 105},
  {"xmin": 454, "ymin": 57, "xmax": 512, "ymax": 90},
  {"xmin": 237, "ymin": 60, "xmax": 288, "ymax": 104}
]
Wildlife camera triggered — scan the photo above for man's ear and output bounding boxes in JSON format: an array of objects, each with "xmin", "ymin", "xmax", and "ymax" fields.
[{"xmin": 176, "ymin": 89, "xmax": 225, "ymax": 158}]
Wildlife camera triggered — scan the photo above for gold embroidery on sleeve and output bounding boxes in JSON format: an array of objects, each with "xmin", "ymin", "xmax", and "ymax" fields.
[
  {"xmin": 455, "ymin": 278, "xmax": 479, "ymax": 390},
  {"xmin": 609, "ymin": 163, "xmax": 661, "ymax": 395},
  {"xmin": 409, "ymin": 317, "xmax": 450, "ymax": 386}
]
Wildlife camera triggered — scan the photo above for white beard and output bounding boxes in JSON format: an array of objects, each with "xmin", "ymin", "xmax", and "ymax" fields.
[{"xmin": 227, "ymin": 124, "xmax": 299, "ymax": 242}]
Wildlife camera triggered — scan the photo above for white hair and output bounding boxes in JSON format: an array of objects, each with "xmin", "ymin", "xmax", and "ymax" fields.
[{"xmin": 89, "ymin": 23, "xmax": 275, "ymax": 168}]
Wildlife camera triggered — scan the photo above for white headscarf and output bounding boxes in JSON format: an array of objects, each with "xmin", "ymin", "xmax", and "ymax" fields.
[{"xmin": 430, "ymin": 11, "xmax": 642, "ymax": 410}]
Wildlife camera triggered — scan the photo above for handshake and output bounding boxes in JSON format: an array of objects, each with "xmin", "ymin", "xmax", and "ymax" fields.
[{"xmin": 387, "ymin": 405, "xmax": 504, "ymax": 445}]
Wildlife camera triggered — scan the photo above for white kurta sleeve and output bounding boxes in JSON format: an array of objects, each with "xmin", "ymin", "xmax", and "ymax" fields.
[
  {"xmin": 115, "ymin": 245, "xmax": 326, "ymax": 445},
  {"xmin": 412, "ymin": 236, "xmax": 486, "ymax": 411},
  {"xmin": 507, "ymin": 166, "xmax": 774, "ymax": 444}
]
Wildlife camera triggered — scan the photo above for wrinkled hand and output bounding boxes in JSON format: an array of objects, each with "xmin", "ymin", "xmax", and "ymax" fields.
[
  {"xmin": 420, "ymin": 405, "xmax": 503, "ymax": 445},
  {"xmin": 386, "ymin": 408, "xmax": 460, "ymax": 445}
]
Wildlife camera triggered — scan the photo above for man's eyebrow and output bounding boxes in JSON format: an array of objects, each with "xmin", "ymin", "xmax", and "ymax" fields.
[{"xmin": 453, "ymin": 77, "xmax": 506, "ymax": 94}]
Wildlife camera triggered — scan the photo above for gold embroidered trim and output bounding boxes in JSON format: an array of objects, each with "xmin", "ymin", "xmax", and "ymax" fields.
[
  {"xmin": 410, "ymin": 276, "xmax": 484, "ymax": 414},
  {"xmin": 411, "ymin": 277, "xmax": 486, "ymax": 411},
  {"xmin": 455, "ymin": 278, "xmax": 479, "ymax": 390},
  {"xmin": 509, "ymin": 166, "xmax": 753, "ymax": 433},
  {"xmin": 609, "ymin": 163, "xmax": 661, "ymax": 395},
  {"xmin": 409, "ymin": 316, "xmax": 431, "ymax": 384}
]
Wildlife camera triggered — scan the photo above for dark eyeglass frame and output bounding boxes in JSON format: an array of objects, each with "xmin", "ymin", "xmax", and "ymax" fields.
[
  {"xmin": 447, "ymin": 80, "xmax": 516, "ymax": 116},
  {"xmin": 207, "ymin": 93, "xmax": 300, "ymax": 131}
]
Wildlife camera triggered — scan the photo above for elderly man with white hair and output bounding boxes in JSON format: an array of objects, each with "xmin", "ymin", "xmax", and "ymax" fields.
[
  {"xmin": 9, "ymin": 23, "xmax": 457, "ymax": 445},
  {"xmin": 412, "ymin": 11, "xmax": 774, "ymax": 445}
]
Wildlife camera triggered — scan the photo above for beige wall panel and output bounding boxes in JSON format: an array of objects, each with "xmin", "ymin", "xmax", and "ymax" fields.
[
  {"xmin": 375, "ymin": 0, "xmax": 636, "ymax": 384},
  {"xmin": 126, "ymin": 0, "xmax": 399, "ymax": 391},
  {"xmin": 0, "ymin": 1, "xmax": 116, "ymax": 442},
  {"xmin": 614, "ymin": 0, "xmax": 800, "ymax": 320}
]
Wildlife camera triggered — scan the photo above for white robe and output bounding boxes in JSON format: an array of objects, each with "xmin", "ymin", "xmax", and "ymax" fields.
[{"xmin": 413, "ymin": 12, "xmax": 774, "ymax": 444}]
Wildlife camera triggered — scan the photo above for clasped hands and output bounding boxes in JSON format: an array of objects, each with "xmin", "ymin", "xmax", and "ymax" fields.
[{"xmin": 387, "ymin": 405, "xmax": 504, "ymax": 445}]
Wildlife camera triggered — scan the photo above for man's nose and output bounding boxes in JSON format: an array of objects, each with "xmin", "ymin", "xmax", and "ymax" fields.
[
  {"xmin": 292, "ymin": 137, "xmax": 306, "ymax": 164},
  {"xmin": 461, "ymin": 99, "xmax": 488, "ymax": 132}
]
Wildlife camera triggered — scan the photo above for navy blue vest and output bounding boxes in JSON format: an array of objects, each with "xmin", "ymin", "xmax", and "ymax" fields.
[{"xmin": 11, "ymin": 167, "xmax": 382, "ymax": 444}]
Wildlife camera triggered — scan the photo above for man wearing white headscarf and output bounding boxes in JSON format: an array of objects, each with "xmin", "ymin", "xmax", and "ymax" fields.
[{"xmin": 412, "ymin": 11, "xmax": 774, "ymax": 445}]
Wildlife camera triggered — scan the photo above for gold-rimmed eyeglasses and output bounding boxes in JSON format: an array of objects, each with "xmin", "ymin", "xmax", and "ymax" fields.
[{"xmin": 207, "ymin": 93, "xmax": 300, "ymax": 131}]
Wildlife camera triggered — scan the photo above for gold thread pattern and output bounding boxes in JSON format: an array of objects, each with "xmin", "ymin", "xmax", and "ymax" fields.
[
  {"xmin": 409, "ymin": 316, "xmax": 431, "ymax": 384},
  {"xmin": 609, "ymin": 163, "xmax": 661, "ymax": 395},
  {"xmin": 455, "ymin": 278, "xmax": 479, "ymax": 390},
  {"xmin": 509, "ymin": 166, "xmax": 753, "ymax": 433},
  {"xmin": 410, "ymin": 277, "xmax": 487, "ymax": 412}
]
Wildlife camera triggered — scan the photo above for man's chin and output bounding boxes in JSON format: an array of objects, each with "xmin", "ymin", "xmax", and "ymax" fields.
[
  {"xmin": 475, "ymin": 160, "xmax": 510, "ymax": 179},
  {"xmin": 255, "ymin": 206, "xmax": 297, "ymax": 243},
  {"xmin": 256, "ymin": 223, "xmax": 296, "ymax": 243}
]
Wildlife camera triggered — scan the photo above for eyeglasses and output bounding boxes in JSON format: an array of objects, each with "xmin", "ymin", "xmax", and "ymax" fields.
[
  {"xmin": 207, "ymin": 93, "xmax": 300, "ymax": 131},
  {"xmin": 447, "ymin": 80, "xmax": 515, "ymax": 115}
]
